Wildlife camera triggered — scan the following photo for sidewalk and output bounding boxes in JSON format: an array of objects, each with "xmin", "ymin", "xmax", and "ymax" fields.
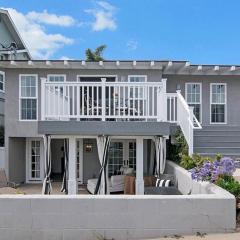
[{"xmin": 151, "ymin": 232, "xmax": 240, "ymax": 240}]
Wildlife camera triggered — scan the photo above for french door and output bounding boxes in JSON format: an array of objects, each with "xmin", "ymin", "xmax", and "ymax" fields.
[
  {"xmin": 26, "ymin": 138, "xmax": 44, "ymax": 182},
  {"xmin": 108, "ymin": 140, "xmax": 136, "ymax": 177}
]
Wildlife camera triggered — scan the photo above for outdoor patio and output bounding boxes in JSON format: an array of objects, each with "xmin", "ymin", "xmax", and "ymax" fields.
[{"xmin": 0, "ymin": 182, "xmax": 90, "ymax": 195}]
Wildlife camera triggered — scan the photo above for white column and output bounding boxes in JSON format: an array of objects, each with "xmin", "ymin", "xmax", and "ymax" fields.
[
  {"xmin": 68, "ymin": 136, "xmax": 77, "ymax": 195},
  {"xmin": 136, "ymin": 137, "xmax": 144, "ymax": 195},
  {"xmin": 41, "ymin": 78, "xmax": 47, "ymax": 120},
  {"xmin": 158, "ymin": 78, "xmax": 167, "ymax": 122},
  {"xmin": 101, "ymin": 78, "xmax": 106, "ymax": 121}
]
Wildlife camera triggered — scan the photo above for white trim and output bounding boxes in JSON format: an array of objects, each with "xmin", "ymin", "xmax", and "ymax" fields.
[
  {"xmin": 47, "ymin": 74, "xmax": 66, "ymax": 82},
  {"xmin": 210, "ymin": 83, "xmax": 227, "ymax": 124},
  {"xmin": 0, "ymin": 71, "xmax": 5, "ymax": 93},
  {"xmin": 77, "ymin": 75, "xmax": 118, "ymax": 82},
  {"xmin": 185, "ymin": 82, "xmax": 202, "ymax": 123},
  {"xmin": 76, "ymin": 138, "xmax": 84, "ymax": 183},
  {"xmin": 127, "ymin": 75, "xmax": 147, "ymax": 82},
  {"xmin": 26, "ymin": 138, "xmax": 44, "ymax": 183},
  {"xmin": 19, "ymin": 74, "xmax": 38, "ymax": 121}
]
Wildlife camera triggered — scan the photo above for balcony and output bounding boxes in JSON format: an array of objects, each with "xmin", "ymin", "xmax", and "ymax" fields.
[
  {"xmin": 41, "ymin": 79, "xmax": 169, "ymax": 122},
  {"xmin": 40, "ymin": 78, "xmax": 201, "ymax": 154}
]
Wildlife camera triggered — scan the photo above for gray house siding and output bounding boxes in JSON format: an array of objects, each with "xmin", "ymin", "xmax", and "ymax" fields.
[
  {"xmin": 165, "ymin": 74, "xmax": 240, "ymax": 156},
  {"xmin": 165, "ymin": 74, "xmax": 240, "ymax": 126}
]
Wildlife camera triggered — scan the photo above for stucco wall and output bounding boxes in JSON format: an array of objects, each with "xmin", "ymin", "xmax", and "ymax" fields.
[
  {"xmin": 0, "ymin": 189, "xmax": 235, "ymax": 240},
  {"xmin": 8, "ymin": 137, "xmax": 26, "ymax": 183}
]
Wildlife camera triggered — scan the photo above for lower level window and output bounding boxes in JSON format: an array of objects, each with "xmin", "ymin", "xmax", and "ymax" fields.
[{"xmin": 31, "ymin": 140, "xmax": 41, "ymax": 179}]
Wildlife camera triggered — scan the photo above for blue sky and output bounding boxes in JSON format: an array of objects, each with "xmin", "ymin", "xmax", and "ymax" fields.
[{"xmin": 1, "ymin": 0, "xmax": 240, "ymax": 64}]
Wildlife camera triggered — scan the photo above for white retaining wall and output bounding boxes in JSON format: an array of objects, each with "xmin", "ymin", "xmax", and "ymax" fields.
[{"xmin": 0, "ymin": 161, "xmax": 236, "ymax": 240}]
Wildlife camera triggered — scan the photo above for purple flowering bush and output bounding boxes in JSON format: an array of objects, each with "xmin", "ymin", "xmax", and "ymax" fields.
[{"xmin": 189, "ymin": 157, "xmax": 238, "ymax": 183}]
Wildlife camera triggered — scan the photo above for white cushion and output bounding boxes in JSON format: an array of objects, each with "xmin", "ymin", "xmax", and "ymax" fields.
[{"xmin": 111, "ymin": 175, "xmax": 124, "ymax": 186}]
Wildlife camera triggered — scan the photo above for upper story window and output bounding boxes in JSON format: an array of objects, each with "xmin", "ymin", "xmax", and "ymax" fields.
[
  {"xmin": 47, "ymin": 75, "xmax": 65, "ymax": 82},
  {"xmin": 210, "ymin": 83, "xmax": 226, "ymax": 124},
  {"xmin": 128, "ymin": 75, "xmax": 147, "ymax": 83},
  {"xmin": 185, "ymin": 83, "xmax": 202, "ymax": 122},
  {"xmin": 128, "ymin": 75, "xmax": 147, "ymax": 99},
  {"xmin": 0, "ymin": 71, "xmax": 5, "ymax": 93},
  {"xmin": 19, "ymin": 75, "xmax": 38, "ymax": 120}
]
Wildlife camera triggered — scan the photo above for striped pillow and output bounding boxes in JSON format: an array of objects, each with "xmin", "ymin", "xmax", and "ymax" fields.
[{"xmin": 156, "ymin": 178, "xmax": 171, "ymax": 187}]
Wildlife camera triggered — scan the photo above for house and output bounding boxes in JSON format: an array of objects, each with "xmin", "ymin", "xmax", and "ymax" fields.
[
  {"xmin": 0, "ymin": 9, "xmax": 31, "ymax": 61},
  {"xmin": 0, "ymin": 9, "xmax": 31, "ymax": 151},
  {"xmin": 0, "ymin": 59, "xmax": 239, "ymax": 195}
]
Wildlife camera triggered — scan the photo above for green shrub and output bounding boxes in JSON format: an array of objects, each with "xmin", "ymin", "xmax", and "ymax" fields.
[
  {"xmin": 167, "ymin": 128, "xmax": 188, "ymax": 163},
  {"xmin": 216, "ymin": 176, "xmax": 240, "ymax": 198},
  {"xmin": 180, "ymin": 153, "xmax": 213, "ymax": 170}
]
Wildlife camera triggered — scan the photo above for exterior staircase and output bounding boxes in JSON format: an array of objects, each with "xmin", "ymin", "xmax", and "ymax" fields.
[{"xmin": 194, "ymin": 126, "xmax": 240, "ymax": 158}]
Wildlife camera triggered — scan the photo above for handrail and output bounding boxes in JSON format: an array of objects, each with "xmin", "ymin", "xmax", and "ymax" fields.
[{"xmin": 176, "ymin": 90, "xmax": 202, "ymax": 155}]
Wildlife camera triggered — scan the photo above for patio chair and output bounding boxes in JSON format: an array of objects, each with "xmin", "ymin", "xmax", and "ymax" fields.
[{"xmin": 0, "ymin": 168, "xmax": 19, "ymax": 188}]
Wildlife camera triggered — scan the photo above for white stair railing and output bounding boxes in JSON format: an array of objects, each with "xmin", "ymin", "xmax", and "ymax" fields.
[{"xmin": 176, "ymin": 90, "xmax": 202, "ymax": 155}]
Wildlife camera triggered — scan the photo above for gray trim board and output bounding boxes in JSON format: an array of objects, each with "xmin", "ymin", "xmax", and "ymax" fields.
[{"xmin": 38, "ymin": 121, "xmax": 170, "ymax": 136}]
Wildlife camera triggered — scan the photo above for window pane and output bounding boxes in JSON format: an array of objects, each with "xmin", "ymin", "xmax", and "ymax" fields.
[
  {"xmin": 186, "ymin": 84, "xmax": 201, "ymax": 104},
  {"xmin": 129, "ymin": 76, "xmax": 146, "ymax": 82},
  {"xmin": 31, "ymin": 140, "xmax": 41, "ymax": 179},
  {"xmin": 21, "ymin": 99, "xmax": 37, "ymax": 120},
  {"xmin": 211, "ymin": 104, "xmax": 225, "ymax": 123},
  {"xmin": 20, "ymin": 75, "xmax": 37, "ymax": 97}
]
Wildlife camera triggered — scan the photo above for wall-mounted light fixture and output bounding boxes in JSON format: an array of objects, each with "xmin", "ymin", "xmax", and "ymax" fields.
[{"xmin": 84, "ymin": 142, "xmax": 93, "ymax": 152}]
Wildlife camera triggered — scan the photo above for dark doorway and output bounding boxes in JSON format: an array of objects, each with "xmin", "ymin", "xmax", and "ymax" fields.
[{"xmin": 50, "ymin": 139, "xmax": 65, "ymax": 181}]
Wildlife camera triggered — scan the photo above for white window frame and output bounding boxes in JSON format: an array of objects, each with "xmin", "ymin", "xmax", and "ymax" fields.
[
  {"xmin": 47, "ymin": 74, "xmax": 66, "ymax": 82},
  {"xmin": 127, "ymin": 75, "xmax": 147, "ymax": 83},
  {"xmin": 19, "ymin": 74, "xmax": 38, "ymax": 121},
  {"xmin": 210, "ymin": 83, "xmax": 227, "ymax": 124},
  {"xmin": 185, "ymin": 82, "xmax": 202, "ymax": 123},
  {"xmin": 26, "ymin": 138, "xmax": 44, "ymax": 182},
  {"xmin": 0, "ymin": 71, "xmax": 5, "ymax": 93}
]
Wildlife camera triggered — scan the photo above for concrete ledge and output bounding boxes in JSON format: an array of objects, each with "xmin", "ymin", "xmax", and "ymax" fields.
[{"xmin": 0, "ymin": 162, "xmax": 235, "ymax": 240}]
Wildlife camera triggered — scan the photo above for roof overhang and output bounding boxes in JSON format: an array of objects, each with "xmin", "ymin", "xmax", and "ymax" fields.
[{"xmin": 1, "ymin": 60, "xmax": 240, "ymax": 75}]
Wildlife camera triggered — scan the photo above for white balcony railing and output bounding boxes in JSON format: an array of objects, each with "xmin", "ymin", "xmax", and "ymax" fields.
[{"xmin": 41, "ymin": 79, "xmax": 168, "ymax": 121}]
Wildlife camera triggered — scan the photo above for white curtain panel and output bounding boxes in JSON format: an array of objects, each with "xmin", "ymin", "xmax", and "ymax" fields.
[
  {"xmin": 149, "ymin": 140, "xmax": 155, "ymax": 174},
  {"xmin": 42, "ymin": 135, "xmax": 52, "ymax": 195},
  {"xmin": 96, "ymin": 135, "xmax": 110, "ymax": 194},
  {"xmin": 154, "ymin": 136, "xmax": 166, "ymax": 176}
]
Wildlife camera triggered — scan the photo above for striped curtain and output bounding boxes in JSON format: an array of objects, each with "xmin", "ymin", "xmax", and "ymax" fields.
[
  {"xmin": 154, "ymin": 136, "xmax": 166, "ymax": 177},
  {"xmin": 94, "ymin": 135, "xmax": 110, "ymax": 195},
  {"xmin": 42, "ymin": 135, "xmax": 52, "ymax": 195},
  {"xmin": 61, "ymin": 139, "xmax": 69, "ymax": 194}
]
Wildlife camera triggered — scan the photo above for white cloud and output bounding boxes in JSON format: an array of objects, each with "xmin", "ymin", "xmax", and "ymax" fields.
[
  {"xmin": 27, "ymin": 10, "xmax": 77, "ymax": 27},
  {"xmin": 85, "ymin": 1, "xmax": 117, "ymax": 31},
  {"xmin": 4, "ymin": 8, "xmax": 74, "ymax": 59},
  {"xmin": 127, "ymin": 40, "xmax": 138, "ymax": 51},
  {"xmin": 59, "ymin": 56, "xmax": 73, "ymax": 60}
]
